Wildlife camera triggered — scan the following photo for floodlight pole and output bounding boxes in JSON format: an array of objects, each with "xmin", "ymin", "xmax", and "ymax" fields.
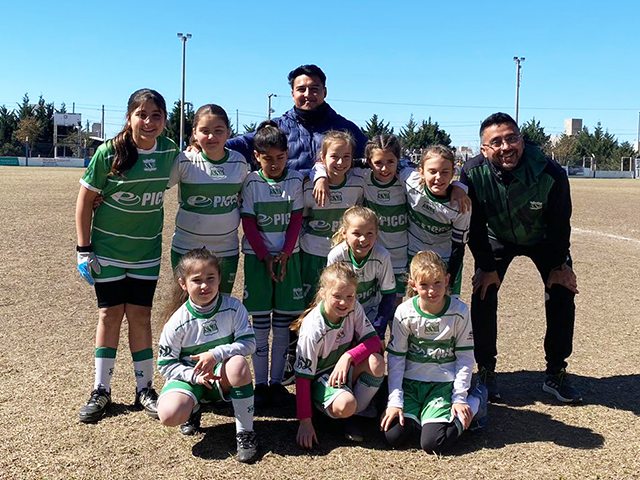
[
  {"xmin": 267, "ymin": 94, "xmax": 277, "ymax": 120},
  {"xmin": 513, "ymin": 56, "xmax": 525, "ymax": 125},
  {"xmin": 177, "ymin": 32, "xmax": 192, "ymax": 151}
]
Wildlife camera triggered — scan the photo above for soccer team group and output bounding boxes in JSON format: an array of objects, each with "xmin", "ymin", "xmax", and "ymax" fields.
[{"xmin": 75, "ymin": 65, "xmax": 581, "ymax": 463}]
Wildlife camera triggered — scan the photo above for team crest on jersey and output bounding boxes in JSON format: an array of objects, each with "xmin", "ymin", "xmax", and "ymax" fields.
[
  {"xmin": 336, "ymin": 329, "xmax": 345, "ymax": 341},
  {"xmin": 159, "ymin": 345, "xmax": 172, "ymax": 357},
  {"xmin": 293, "ymin": 287, "xmax": 303, "ymax": 300},
  {"xmin": 424, "ymin": 322, "xmax": 440, "ymax": 335},
  {"xmin": 269, "ymin": 184, "xmax": 283, "ymax": 197},
  {"xmin": 529, "ymin": 201, "xmax": 543, "ymax": 211},
  {"xmin": 143, "ymin": 158, "xmax": 157, "ymax": 172},
  {"xmin": 329, "ymin": 191, "xmax": 343, "ymax": 204},
  {"xmin": 187, "ymin": 195, "xmax": 213, "ymax": 208},
  {"xmin": 296, "ymin": 356, "xmax": 313, "ymax": 372},
  {"xmin": 421, "ymin": 201, "xmax": 436, "ymax": 214},
  {"xmin": 209, "ymin": 166, "xmax": 226, "ymax": 180},
  {"xmin": 203, "ymin": 320, "xmax": 219, "ymax": 336},
  {"xmin": 377, "ymin": 190, "xmax": 391, "ymax": 202},
  {"xmin": 111, "ymin": 191, "xmax": 141, "ymax": 206}
]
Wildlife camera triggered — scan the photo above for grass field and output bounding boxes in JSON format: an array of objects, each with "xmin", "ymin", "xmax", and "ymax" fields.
[{"xmin": 0, "ymin": 167, "xmax": 638, "ymax": 479}]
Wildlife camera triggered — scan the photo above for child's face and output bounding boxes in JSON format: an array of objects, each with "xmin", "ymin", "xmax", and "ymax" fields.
[
  {"xmin": 323, "ymin": 141, "xmax": 352, "ymax": 184},
  {"xmin": 178, "ymin": 262, "xmax": 221, "ymax": 307},
  {"xmin": 369, "ymin": 148, "xmax": 398, "ymax": 183},
  {"xmin": 323, "ymin": 281, "xmax": 357, "ymax": 322},
  {"xmin": 419, "ymin": 155, "xmax": 454, "ymax": 196},
  {"xmin": 194, "ymin": 114, "xmax": 230, "ymax": 159},
  {"xmin": 254, "ymin": 147, "xmax": 288, "ymax": 179},
  {"xmin": 343, "ymin": 217, "xmax": 377, "ymax": 261},
  {"xmin": 410, "ymin": 272, "xmax": 450, "ymax": 310},
  {"xmin": 129, "ymin": 100, "xmax": 166, "ymax": 150}
]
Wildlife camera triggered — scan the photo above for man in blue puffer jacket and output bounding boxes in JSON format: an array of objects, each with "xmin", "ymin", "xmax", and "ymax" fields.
[{"xmin": 226, "ymin": 64, "xmax": 367, "ymax": 177}]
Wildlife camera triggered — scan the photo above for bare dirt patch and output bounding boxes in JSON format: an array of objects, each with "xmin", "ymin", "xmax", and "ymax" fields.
[{"xmin": 0, "ymin": 168, "xmax": 638, "ymax": 479}]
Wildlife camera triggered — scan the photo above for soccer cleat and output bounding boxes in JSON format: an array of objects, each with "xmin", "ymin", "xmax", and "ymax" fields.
[
  {"xmin": 281, "ymin": 353, "xmax": 296, "ymax": 386},
  {"xmin": 478, "ymin": 367, "xmax": 502, "ymax": 402},
  {"xmin": 180, "ymin": 406, "xmax": 202, "ymax": 436},
  {"xmin": 269, "ymin": 383, "xmax": 294, "ymax": 407},
  {"xmin": 468, "ymin": 383, "xmax": 489, "ymax": 431},
  {"xmin": 236, "ymin": 430, "xmax": 258, "ymax": 463},
  {"xmin": 343, "ymin": 417, "xmax": 364, "ymax": 443},
  {"xmin": 253, "ymin": 383, "xmax": 272, "ymax": 409},
  {"xmin": 543, "ymin": 369, "xmax": 582, "ymax": 404},
  {"xmin": 135, "ymin": 387, "xmax": 159, "ymax": 419},
  {"xmin": 79, "ymin": 386, "xmax": 112, "ymax": 423}
]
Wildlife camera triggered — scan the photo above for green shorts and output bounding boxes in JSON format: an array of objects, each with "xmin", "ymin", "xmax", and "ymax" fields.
[
  {"xmin": 171, "ymin": 250, "xmax": 238, "ymax": 295},
  {"xmin": 243, "ymin": 253, "xmax": 304, "ymax": 315},
  {"xmin": 402, "ymin": 379, "xmax": 453, "ymax": 426},
  {"xmin": 93, "ymin": 263, "xmax": 161, "ymax": 282},
  {"xmin": 311, "ymin": 367, "xmax": 355, "ymax": 418},
  {"xmin": 158, "ymin": 362, "xmax": 227, "ymax": 406},
  {"xmin": 394, "ymin": 272, "xmax": 408, "ymax": 295},
  {"xmin": 301, "ymin": 251, "xmax": 327, "ymax": 306}
]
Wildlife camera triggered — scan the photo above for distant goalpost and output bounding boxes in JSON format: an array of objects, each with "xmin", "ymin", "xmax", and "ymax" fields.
[{"xmin": 620, "ymin": 157, "xmax": 640, "ymax": 179}]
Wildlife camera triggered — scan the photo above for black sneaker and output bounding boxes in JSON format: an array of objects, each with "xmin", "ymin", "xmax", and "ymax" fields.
[
  {"xmin": 180, "ymin": 406, "xmax": 202, "ymax": 436},
  {"xmin": 254, "ymin": 383, "xmax": 271, "ymax": 409},
  {"xmin": 343, "ymin": 417, "xmax": 364, "ymax": 443},
  {"xmin": 269, "ymin": 383, "xmax": 294, "ymax": 407},
  {"xmin": 236, "ymin": 430, "xmax": 258, "ymax": 463},
  {"xmin": 135, "ymin": 387, "xmax": 159, "ymax": 419},
  {"xmin": 543, "ymin": 369, "xmax": 582, "ymax": 404},
  {"xmin": 79, "ymin": 386, "xmax": 111, "ymax": 423},
  {"xmin": 478, "ymin": 367, "xmax": 502, "ymax": 402}
]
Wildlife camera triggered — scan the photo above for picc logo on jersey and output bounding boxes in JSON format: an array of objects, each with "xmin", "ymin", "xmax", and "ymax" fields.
[
  {"xmin": 257, "ymin": 214, "xmax": 273, "ymax": 227},
  {"xmin": 143, "ymin": 158, "xmax": 157, "ymax": 172},
  {"xmin": 111, "ymin": 191, "xmax": 141, "ymax": 206},
  {"xmin": 187, "ymin": 195, "xmax": 213, "ymax": 208},
  {"xmin": 308, "ymin": 220, "xmax": 332, "ymax": 232}
]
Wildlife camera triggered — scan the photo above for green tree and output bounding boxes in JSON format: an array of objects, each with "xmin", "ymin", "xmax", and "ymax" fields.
[
  {"xmin": 520, "ymin": 117, "xmax": 550, "ymax": 153},
  {"xmin": 400, "ymin": 115, "xmax": 451, "ymax": 150},
  {"xmin": 165, "ymin": 100, "xmax": 194, "ymax": 147},
  {"xmin": 575, "ymin": 123, "xmax": 618, "ymax": 170},
  {"xmin": 13, "ymin": 117, "xmax": 42, "ymax": 153},
  {"xmin": 16, "ymin": 94, "xmax": 33, "ymax": 120},
  {"xmin": 551, "ymin": 134, "xmax": 579, "ymax": 166},
  {"xmin": 399, "ymin": 115, "xmax": 419, "ymax": 149},
  {"xmin": 243, "ymin": 122, "xmax": 257, "ymax": 134},
  {"xmin": 0, "ymin": 106, "xmax": 20, "ymax": 155},
  {"xmin": 361, "ymin": 114, "xmax": 393, "ymax": 139}
]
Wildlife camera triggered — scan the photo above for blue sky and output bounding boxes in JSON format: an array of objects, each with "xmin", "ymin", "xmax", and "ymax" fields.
[{"xmin": 3, "ymin": 0, "xmax": 640, "ymax": 151}]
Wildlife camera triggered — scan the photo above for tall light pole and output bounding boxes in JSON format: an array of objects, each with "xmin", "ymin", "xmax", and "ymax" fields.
[
  {"xmin": 513, "ymin": 56, "xmax": 525, "ymax": 125},
  {"xmin": 177, "ymin": 32, "xmax": 192, "ymax": 151},
  {"xmin": 267, "ymin": 93, "xmax": 277, "ymax": 120}
]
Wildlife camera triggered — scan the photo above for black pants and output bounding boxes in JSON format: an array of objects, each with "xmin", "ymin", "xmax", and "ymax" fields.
[
  {"xmin": 385, "ymin": 417, "xmax": 462, "ymax": 454},
  {"xmin": 472, "ymin": 238, "xmax": 575, "ymax": 375}
]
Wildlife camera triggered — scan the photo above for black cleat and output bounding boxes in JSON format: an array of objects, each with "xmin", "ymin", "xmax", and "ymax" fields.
[
  {"xmin": 134, "ymin": 386, "xmax": 159, "ymax": 419},
  {"xmin": 236, "ymin": 430, "xmax": 258, "ymax": 463},
  {"xmin": 79, "ymin": 386, "xmax": 112, "ymax": 423}
]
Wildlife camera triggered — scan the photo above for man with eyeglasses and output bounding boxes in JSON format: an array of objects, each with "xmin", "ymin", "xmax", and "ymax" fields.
[{"xmin": 460, "ymin": 112, "xmax": 581, "ymax": 404}]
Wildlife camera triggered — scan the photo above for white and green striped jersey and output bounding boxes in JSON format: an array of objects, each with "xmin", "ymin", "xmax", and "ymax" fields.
[
  {"xmin": 386, "ymin": 296, "xmax": 474, "ymax": 406},
  {"xmin": 310, "ymin": 164, "xmax": 408, "ymax": 274},
  {"xmin": 300, "ymin": 170, "xmax": 364, "ymax": 257},
  {"xmin": 362, "ymin": 170, "xmax": 409, "ymax": 275},
  {"xmin": 157, "ymin": 294, "xmax": 256, "ymax": 384},
  {"xmin": 295, "ymin": 300, "xmax": 377, "ymax": 380},
  {"xmin": 400, "ymin": 169, "xmax": 471, "ymax": 260},
  {"xmin": 326, "ymin": 242, "xmax": 396, "ymax": 322},
  {"xmin": 168, "ymin": 149, "xmax": 248, "ymax": 257},
  {"xmin": 80, "ymin": 137, "xmax": 179, "ymax": 268},
  {"xmin": 240, "ymin": 169, "xmax": 304, "ymax": 255}
]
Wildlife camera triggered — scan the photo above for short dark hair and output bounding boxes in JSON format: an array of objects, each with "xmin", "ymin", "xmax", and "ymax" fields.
[
  {"xmin": 479, "ymin": 112, "xmax": 519, "ymax": 138},
  {"xmin": 288, "ymin": 64, "xmax": 327, "ymax": 88},
  {"xmin": 254, "ymin": 120, "xmax": 288, "ymax": 153}
]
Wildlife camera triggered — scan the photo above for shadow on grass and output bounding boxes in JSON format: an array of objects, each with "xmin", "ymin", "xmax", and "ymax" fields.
[{"xmin": 483, "ymin": 370, "xmax": 640, "ymax": 415}]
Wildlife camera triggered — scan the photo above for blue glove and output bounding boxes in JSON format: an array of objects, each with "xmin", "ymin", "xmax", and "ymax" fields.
[{"xmin": 77, "ymin": 250, "xmax": 101, "ymax": 285}]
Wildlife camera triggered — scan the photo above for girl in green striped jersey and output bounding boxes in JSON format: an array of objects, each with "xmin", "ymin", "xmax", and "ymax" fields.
[{"xmin": 75, "ymin": 89, "xmax": 179, "ymax": 423}]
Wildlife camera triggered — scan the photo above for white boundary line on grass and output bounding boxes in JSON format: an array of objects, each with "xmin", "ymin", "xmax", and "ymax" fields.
[{"xmin": 573, "ymin": 227, "xmax": 640, "ymax": 245}]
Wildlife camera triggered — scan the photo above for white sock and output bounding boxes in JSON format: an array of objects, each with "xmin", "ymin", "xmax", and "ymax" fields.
[
  {"xmin": 467, "ymin": 395, "xmax": 480, "ymax": 416},
  {"xmin": 230, "ymin": 383, "xmax": 254, "ymax": 432},
  {"xmin": 251, "ymin": 315, "xmax": 270, "ymax": 385},
  {"xmin": 353, "ymin": 371, "xmax": 383, "ymax": 414},
  {"xmin": 94, "ymin": 347, "xmax": 116, "ymax": 391},
  {"xmin": 270, "ymin": 315, "xmax": 294, "ymax": 384},
  {"xmin": 132, "ymin": 348, "xmax": 154, "ymax": 391}
]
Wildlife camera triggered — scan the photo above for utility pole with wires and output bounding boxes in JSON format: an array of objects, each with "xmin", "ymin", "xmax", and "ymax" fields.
[
  {"xmin": 177, "ymin": 32, "xmax": 192, "ymax": 151},
  {"xmin": 513, "ymin": 56, "xmax": 525, "ymax": 125}
]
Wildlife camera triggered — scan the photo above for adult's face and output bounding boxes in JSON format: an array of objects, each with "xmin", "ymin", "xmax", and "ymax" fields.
[
  {"xmin": 291, "ymin": 74, "xmax": 327, "ymax": 111},
  {"xmin": 480, "ymin": 123, "xmax": 524, "ymax": 171}
]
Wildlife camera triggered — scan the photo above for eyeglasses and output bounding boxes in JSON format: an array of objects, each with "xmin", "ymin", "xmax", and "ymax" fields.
[{"xmin": 482, "ymin": 134, "xmax": 522, "ymax": 149}]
